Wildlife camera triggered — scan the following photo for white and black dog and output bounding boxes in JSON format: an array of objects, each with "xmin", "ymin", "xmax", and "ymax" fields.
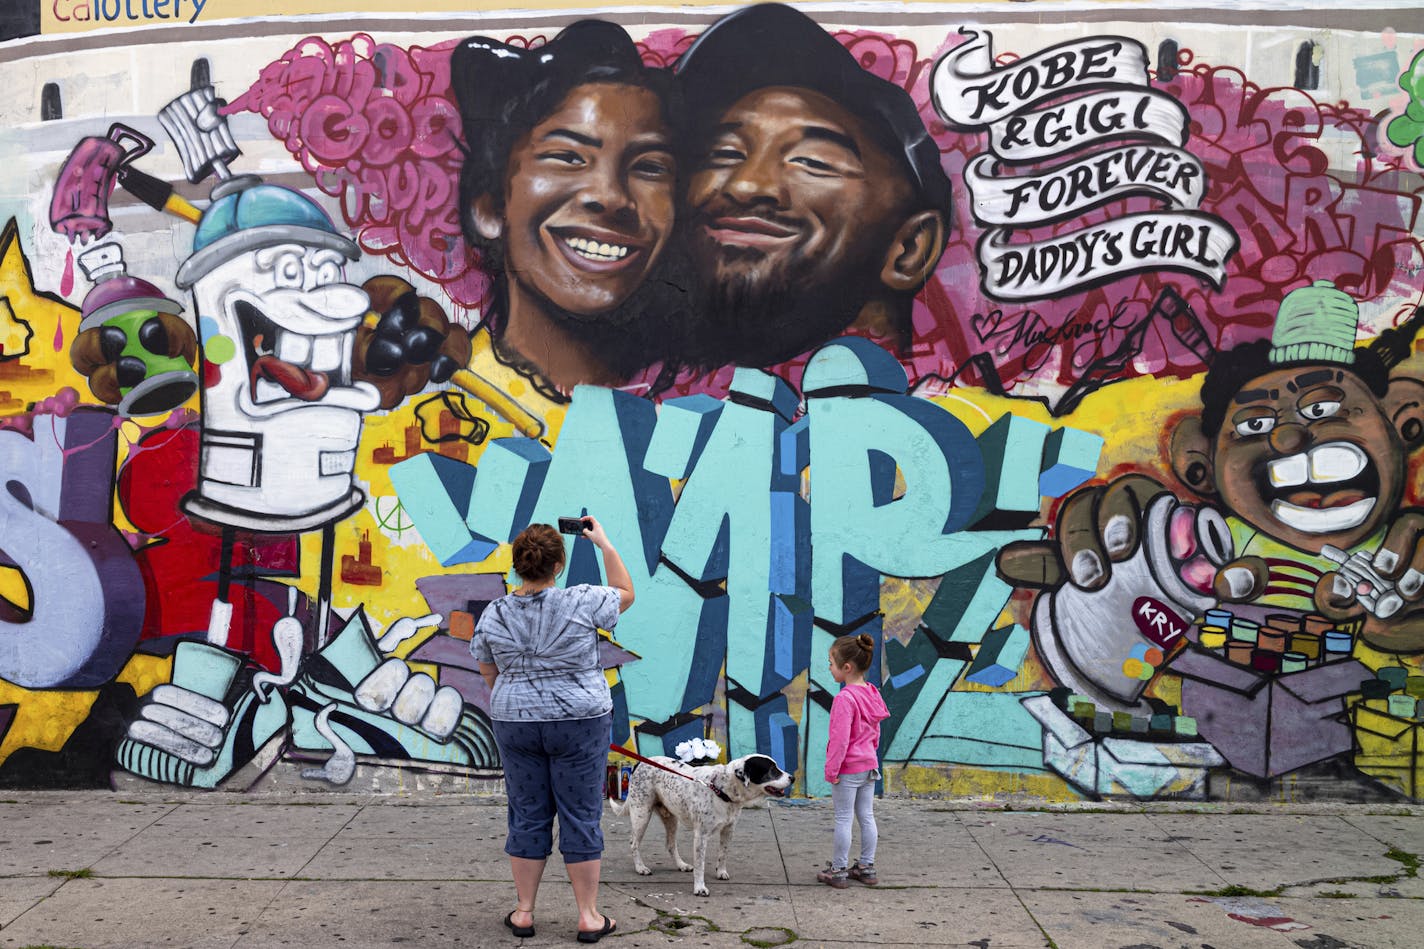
[{"xmin": 609, "ymin": 753, "xmax": 792, "ymax": 896}]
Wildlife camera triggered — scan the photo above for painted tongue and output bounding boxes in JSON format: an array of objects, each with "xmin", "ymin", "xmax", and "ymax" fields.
[
  {"xmin": 1282, "ymin": 488, "xmax": 1367, "ymax": 509},
  {"xmin": 252, "ymin": 355, "xmax": 330, "ymax": 401}
]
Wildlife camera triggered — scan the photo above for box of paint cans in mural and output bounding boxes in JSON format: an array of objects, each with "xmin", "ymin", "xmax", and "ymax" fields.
[
  {"xmin": 1021, "ymin": 694, "xmax": 1224, "ymax": 799},
  {"xmin": 1168, "ymin": 608, "xmax": 1369, "ymax": 778},
  {"xmin": 1349, "ymin": 670, "xmax": 1424, "ymax": 799}
]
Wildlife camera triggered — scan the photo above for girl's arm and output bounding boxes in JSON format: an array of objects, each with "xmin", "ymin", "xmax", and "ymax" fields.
[
  {"xmin": 479, "ymin": 661, "xmax": 498, "ymax": 690},
  {"xmin": 583, "ymin": 515, "xmax": 635, "ymax": 612},
  {"xmin": 824, "ymin": 695, "xmax": 851, "ymax": 784}
]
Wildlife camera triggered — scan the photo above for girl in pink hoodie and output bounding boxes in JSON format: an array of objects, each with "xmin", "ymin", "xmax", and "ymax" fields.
[{"xmin": 818, "ymin": 633, "xmax": 891, "ymax": 889}]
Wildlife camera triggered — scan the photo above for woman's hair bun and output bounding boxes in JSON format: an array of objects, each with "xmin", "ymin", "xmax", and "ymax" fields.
[{"xmin": 511, "ymin": 523, "xmax": 565, "ymax": 582}]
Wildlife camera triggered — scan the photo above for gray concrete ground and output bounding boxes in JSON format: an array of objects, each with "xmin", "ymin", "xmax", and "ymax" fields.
[{"xmin": 1, "ymin": 792, "xmax": 1422, "ymax": 948}]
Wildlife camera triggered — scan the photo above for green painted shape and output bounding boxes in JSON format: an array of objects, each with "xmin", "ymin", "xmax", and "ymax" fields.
[
  {"xmin": 919, "ymin": 532, "xmax": 1037, "ymax": 644},
  {"xmin": 972, "ymin": 412, "xmax": 1049, "ymax": 522},
  {"xmin": 965, "ymin": 624, "xmax": 1031, "ymax": 687},
  {"xmin": 917, "ymin": 691, "xmax": 1047, "ymax": 771},
  {"xmin": 883, "ymin": 654, "xmax": 967, "ymax": 761}
]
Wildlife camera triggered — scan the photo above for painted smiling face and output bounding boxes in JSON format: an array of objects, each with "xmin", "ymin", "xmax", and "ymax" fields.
[
  {"xmin": 185, "ymin": 237, "xmax": 379, "ymax": 524},
  {"xmin": 685, "ymin": 87, "xmax": 915, "ymax": 363},
  {"xmin": 225, "ymin": 243, "xmax": 369, "ymax": 407},
  {"xmin": 1211, "ymin": 365, "xmax": 1405, "ymax": 552},
  {"xmin": 488, "ymin": 82, "xmax": 675, "ymax": 320}
]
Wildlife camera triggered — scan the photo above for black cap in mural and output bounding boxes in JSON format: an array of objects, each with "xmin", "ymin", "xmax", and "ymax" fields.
[{"xmin": 674, "ymin": 3, "xmax": 952, "ymax": 215}]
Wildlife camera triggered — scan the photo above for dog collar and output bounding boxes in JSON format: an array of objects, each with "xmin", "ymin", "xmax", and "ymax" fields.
[{"xmin": 708, "ymin": 781, "xmax": 734, "ymax": 803}]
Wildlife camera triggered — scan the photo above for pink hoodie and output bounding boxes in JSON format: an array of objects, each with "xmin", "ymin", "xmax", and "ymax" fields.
[{"xmin": 824, "ymin": 682, "xmax": 891, "ymax": 782}]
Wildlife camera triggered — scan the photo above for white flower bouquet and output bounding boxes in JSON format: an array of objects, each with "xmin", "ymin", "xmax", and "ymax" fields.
[{"xmin": 674, "ymin": 737, "xmax": 721, "ymax": 765}]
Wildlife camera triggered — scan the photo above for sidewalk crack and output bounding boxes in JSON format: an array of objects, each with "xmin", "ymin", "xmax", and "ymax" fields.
[
  {"xmin": 768, "ymin": 804, "xmax": 799, "ymax": 931},
  {"xmin": 1141, "ymin": 810, "xmax": 1232, "ymax": 888}
]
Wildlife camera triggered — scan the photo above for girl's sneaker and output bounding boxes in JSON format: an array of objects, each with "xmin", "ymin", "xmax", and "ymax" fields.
[
  {"xmin": 848, "ymin": 862, "xmax": 879, "ymax": 885},
  {"xmin": 817, "ymin": 865, "xmax": 850, "ymax": 889}
]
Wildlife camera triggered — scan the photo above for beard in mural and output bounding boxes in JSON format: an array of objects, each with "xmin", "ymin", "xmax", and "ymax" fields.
[
  {"xmin": 674, "ymin": 4, "xmax": 951, "ymax": 369},
  {"xmin": 451, "ymin": 20, "xmax": 701, "ymax": 398}
]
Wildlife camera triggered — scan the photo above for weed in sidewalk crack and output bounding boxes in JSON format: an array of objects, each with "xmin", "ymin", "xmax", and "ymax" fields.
[
  {"xmin": 1190, "ymin": 884, "xmax": 1283, "ymax": 898},
  {"xmin": 45, "ymin": 869, "xmax": 94, "ymax": 880},
  {"xmin": 651, "ymin": 911, "xmax": 718, "ymax": 937},
  {"xmin": 742, "ymin": 925, "xmax": 796, "ymax": 947},
  {"xmin": 1384, "ymin": 847, "xmax": 1420, "ymax": 877}
]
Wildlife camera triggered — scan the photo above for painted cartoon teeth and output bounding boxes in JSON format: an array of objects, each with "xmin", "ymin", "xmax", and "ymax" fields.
[
  {"xmin": 1271, "ymin": 497, "xmax": 1376, "ymax": 533},
  {"xmin": 563, "ymin": 236, "xmax": 630, "ymax": 261},
  {"xmin": 275, "ymin": 329, "xmax": 312, "ymax": 364},
  {"xmin": 1267, "ymin": 452, "xmax": 1308, "ymax": 487},
  {"xmin": 310, "ymin": 334, "xmax": 343, "ymax": 373},
  {"xmin": 1266, "ymin": 442, "xmax": 1366, "ymax": 487},
  {"xmin": 270, "ymin": 329, "xmax": 345, "ymax": 373},
  {"xmin": 1309, "ymin": 443, "xmax": 1366, "ymax": 482}
]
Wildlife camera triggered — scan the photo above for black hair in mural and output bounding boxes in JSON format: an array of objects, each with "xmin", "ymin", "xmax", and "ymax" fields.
[
  {"xmin": 451, "ymin": 20, "xmax": 703, "ymax": 397},
  {"xmin": 675, "ymin": 4, "xmax": 951, "ymax": 217},
  {"xmin": 1199, "ymin": 307, "xmax": 1424, "ymax": 437}
]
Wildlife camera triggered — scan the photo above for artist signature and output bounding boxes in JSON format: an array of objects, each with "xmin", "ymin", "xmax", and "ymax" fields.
[{"xmin": 972, "ymin": 303, "xmax": 1143, "ymax": 373}]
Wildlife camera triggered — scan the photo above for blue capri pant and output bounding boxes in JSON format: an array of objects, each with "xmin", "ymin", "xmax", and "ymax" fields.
[{"xmin": 492, "ymin": 712, "xmax": 612, "ymax": 864}]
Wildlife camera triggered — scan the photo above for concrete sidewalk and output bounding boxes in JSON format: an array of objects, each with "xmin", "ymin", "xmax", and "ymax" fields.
[{"xmin": 0, "ymin": 793, "xmax": 1421, "ymax": 949}]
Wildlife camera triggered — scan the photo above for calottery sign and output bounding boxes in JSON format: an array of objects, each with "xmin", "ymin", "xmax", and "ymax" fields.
[
  {"xmin": 39, "ymin": 0, "xmax": 975, "ymax": 34},
  {"xmin": 45, "ymin": 0, "xmax": 211, "ymax": 27},
  {"xmin": 39, "ymin": 0, "xmax": 695, "ymax": 33}
]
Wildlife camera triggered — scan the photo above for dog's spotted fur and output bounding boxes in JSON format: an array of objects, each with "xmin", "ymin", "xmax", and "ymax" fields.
[{"xmin": 609, "ymin": 753, "xmax": 792, "ymax": 896}]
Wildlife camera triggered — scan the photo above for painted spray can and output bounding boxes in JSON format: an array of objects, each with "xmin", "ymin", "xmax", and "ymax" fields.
[
  {"xmin": 1032, "ymin": 495, "xmax": 1232, "ymax": 709},
  {"xmin": 49, "ymin": 123, "xmax": 153, "ymax": 242}
]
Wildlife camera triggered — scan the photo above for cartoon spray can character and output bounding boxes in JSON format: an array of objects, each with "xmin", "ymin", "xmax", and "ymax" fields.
[
  {"xmin": 155, "ymin": 84, "xmax": 379, "ymax": 650},
  {"xmin": 173, "ymin": 175, "xmax": 380, "ymax": 530},
  {"xmin": 70, "ymin": 242, "xmax": 199, "ymax": 416}
]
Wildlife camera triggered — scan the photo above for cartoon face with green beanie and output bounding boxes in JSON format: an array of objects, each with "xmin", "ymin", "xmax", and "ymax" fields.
[{"xmin": 1000, "ymin": 280, "xmax": 1424, "ymax": 654}]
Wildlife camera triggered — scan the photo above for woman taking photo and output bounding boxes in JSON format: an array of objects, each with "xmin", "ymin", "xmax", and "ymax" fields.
[
  {"xmin": 472, "ymin": 516, "xmax": 633, "ymax": 944},
  {"xmin": 451, "ymin": 20, "xmax": 698, "ymax": 399}
]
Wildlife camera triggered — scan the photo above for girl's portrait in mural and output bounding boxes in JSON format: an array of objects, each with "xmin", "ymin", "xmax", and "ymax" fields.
[{"xmin": 451, "ymin": 20, "xmax": 701, "ymax": 400}]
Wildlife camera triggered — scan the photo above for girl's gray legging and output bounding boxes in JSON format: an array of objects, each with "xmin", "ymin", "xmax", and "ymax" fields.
[{"xmin": 831, "ymin": 768, "xmax": 879, "ymax": 869}]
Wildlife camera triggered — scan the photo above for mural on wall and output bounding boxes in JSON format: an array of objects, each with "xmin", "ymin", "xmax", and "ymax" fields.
[{"xmin": 2, "ymin": 1, "xmax": 1424, "ymax": 801}]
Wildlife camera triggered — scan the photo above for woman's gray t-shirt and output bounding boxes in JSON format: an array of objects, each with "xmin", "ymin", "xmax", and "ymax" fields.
[{"xmin": 470, "ymin": 584, "xmax": 620, "ymax": 722}]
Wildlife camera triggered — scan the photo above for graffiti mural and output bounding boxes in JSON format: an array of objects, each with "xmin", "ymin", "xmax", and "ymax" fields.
[{"xmin": 1, "ymin": 1, "xmax": 1423, "ymax": 803}]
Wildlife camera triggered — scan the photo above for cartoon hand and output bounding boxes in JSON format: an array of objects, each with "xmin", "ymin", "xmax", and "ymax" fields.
[
  {"xmin": 123, "ymin": 683, "xmax": 231, "ymax": 768},
  {"xmin": 353, "ymin": 613, "xmax": 460, "ymax": 741},
  {"xmin": 353, "ymin": 658, "xmax": 464, "ymax": 741},
  {"xmin": 997, "ymin": 475, "xmax": 1171, "ymax": 591},
  {"xmin": 1315, "ymin": 512, "xmax": 1424, "ymax": 621},
  {"xmin": 376, "ymin": 612, "xmax": 443, "ymax": 652},
  {"xmin": 1211, "ymin": 556, "xmax": 1272, "ymax": 604},
  {"xmin": 354, "ymin": 276, "xmax": 472, "ymax": 409},
  {"xmin": 1370, "ymin": 512, "xmax": 1424, "ymax": 605}
]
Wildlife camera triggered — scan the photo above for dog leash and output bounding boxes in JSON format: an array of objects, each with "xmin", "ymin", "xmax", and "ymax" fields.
[{"xmin": 608, "ymin": 743, "xmax": 735, "ymax": 803}]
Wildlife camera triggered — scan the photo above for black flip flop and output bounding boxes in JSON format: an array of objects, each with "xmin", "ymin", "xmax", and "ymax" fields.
[
  {"xmin": 576, "ymin": 915, "xmax": 616, "ymax": 943},
  {"xmin": 504, "ymin": 910, "xmax": 535, "ymax": 938}
]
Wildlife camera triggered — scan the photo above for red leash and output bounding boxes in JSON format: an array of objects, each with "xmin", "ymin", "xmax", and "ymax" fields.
[{"xmin": 608, "ymin": 743, "xmax": 733, "ymax": 802}]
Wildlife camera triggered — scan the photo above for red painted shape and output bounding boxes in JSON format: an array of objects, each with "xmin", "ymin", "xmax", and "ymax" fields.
[{"xmin": 116, "ymin": 423, "xmax": 299, "ymax": 671}]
